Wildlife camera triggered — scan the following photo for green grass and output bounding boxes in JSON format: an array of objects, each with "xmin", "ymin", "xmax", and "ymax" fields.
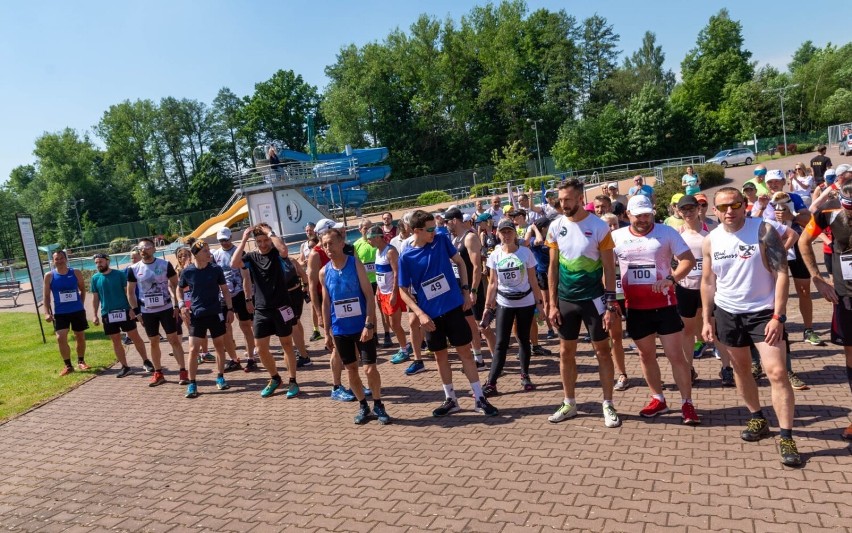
[
  {"xmin": 0, "ymin": 312, "xmax": 119, "ymax": 421},
  {"xmin": 755, "ymin": 153, "xmax": 785, "ymax": 163}
]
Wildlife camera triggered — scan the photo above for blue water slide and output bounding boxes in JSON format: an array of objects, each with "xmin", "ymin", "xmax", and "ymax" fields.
[
  {"xmin": 279, "ymin": 147, "xmax": 388, "ymax": 166},
  {"xmin": 305, "ymin": 187, "xmax": 369, "ymax": 208}
]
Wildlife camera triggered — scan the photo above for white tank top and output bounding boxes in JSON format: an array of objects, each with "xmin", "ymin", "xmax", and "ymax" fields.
[
  {"xmin": 708, "ymin": 218, "xmax": 775, "ymax": 314},
  {"xmin": 677, "ymin": 226, "xmax": 707, "ymax": 291},
  {"xmin": 374, "ymin": 245, "xmax": 395, "ymax": 295}
]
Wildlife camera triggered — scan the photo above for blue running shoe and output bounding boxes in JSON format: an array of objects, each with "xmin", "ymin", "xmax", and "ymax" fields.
[
  {"xmin": 405, "ymin": 360, "xmax": 426, "ymax": 376},
  {"xmin": 363, "ymin": 387, "xmax": 372, "ymax": 396},
  {"xmin": 373, "ymin": 404, "xmax": 391, "ymax": 425},
  {"xmin": 261, "ymin": 378, "xmax": 280, "ymax": 398},
  {"xmin": 286, "ymin": 381, "xmax": 300, "ymax": 399},
  {"xmin": 216, "ymin": 376, "xmax": 230, "ymax": 390},
  {"xmin": 390, "ymin": 350, "xmax": 410, "ymax": 364},
  {"xmin": 693, "ymin": 341, "xmax": 706, "ymax": 359},
  {"xmin": 546, "ymin": 330, "xmax": 557, "ymax": 340},
  {"xmin": 185, "ymin": 383, "xmax": 198, "ymax": 398},
  {"xmin": 331, "ymin": 386, "xmax": 356, "ymax": 402},
  {"xmin": 354, "ymin": 404, "xmax": 371, "ymax": 424},
  {"xmin": 405, "ymin": 343, "xmax": 413, "ymax": 355}
]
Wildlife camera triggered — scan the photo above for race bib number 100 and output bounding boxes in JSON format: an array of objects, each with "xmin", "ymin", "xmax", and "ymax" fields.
[
  {"xmin": 422, "ymin": 274, "xmax": 450, "ymax": 300},
  {"xmin": 627, "ymin": 264, "xmax": 656, "ymax": 285}
]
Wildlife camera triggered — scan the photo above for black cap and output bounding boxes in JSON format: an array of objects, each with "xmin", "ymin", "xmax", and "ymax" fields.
[
  {"xmin": 676, "ymin": 195, "xmax": 699, "ymax": 209},
  {"xmin": 366, "ymin": 224, "xmax": 384, "ymax": 239},
  {"xmin": 497, "ymin": 218, "xmax": 516, "ymax": 231},
  {"xmin": 92, "ymin": 253, "xmax": 109, "ymax": 260},
  {"xmin": 443, "ymin": 207, "xmax": 464, "ymax": 221}
]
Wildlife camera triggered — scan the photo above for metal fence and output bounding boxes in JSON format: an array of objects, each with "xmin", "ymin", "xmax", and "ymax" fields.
[
  {"xmin": 84, "ymin": 209, "xmax": 218, "ymax": 245},
  {"xmin": 827, "ymin": 123, "xmax": 852, "ymax": 147}
]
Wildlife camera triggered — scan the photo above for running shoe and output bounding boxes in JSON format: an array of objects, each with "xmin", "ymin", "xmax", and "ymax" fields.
[
  {"xmin": 520, "ymin": 374, "xmax": 535, "ymax": 391},
  {"xmin": 475, "ymin": 396, "xmax": 498, "ymax": 416},
  {"xmin": 778, "ymin": 438, "xmax": 802, "ymax": 467},
  {"xmin": 475, "ymin": 359, "xmax": 486, "ymax": 370},
  {"xmin": 116, "ymin": 366, "xmax": 132, "ymax": 379},
  {"xmin": 122, "ymin": 335, "xmax": 132, "ymax": 346},
  {"xmin": 373, "ymin": 404, "xmax": 391, "ymax": 425},
  {"xmin": 751, "ymin": 362, "xmax": 764, "ymax": 380},
  {"xmin": 60, "ymin": 366, "xmax": 74, "ymax": 376},
  {"xmin": 244, "ymin": 359, "xmax": 258, "ymax": 373},
  {"xmin": 159, "ymin": 335, "xmax": 166, "ymax": 342},
  {"xmin": 201, "ymin": 352, "xmax": 216, "ymax": 363},
  {"xmin": 421, "ymin": 340, "xmax": 428, "ymax": 351},
  {"xmin": 842, "ymin": 423, "xmax": 852, "ymax": 441},
  {"xmin": 681, "ymin": 402, "xmax": 701, "ymax": 425},
  {"xmin": 261, "ymin": 379, "xmax": 280, "ymax": 398},
  {"xmin": 405, "ymin": 343, "xmax": 413, "ymax": 355},
  {"xmin": 482, "ymin": 383, "xmax": 499, "ymax": 397},
  {"xmin": 309, "ymin": 329, "xmax": 323, "ymax": 342},
  {"xmin": 196, "ymin": 355, "xmax": 204, "ymax": 365},
  {"xmin": 216, "ymin": 376, "xmax": 230, "ymax": 390},
  {"xmin": 545, "ymin": 330, "xmax": 557, "ymax": 340},
  {"xmin": 224, "ymin": 359, "xmax": 243, "ymax": 372},
  {"xmin": 719, "ymin": 367, "xmax": 735, "ymax": 387},
  {"xmin": 603, "ymin": 404, "xmax": 622, "ymax": 428},
  {"xmin": 286, "ymin": 381, "xmax": 300, "ymax": 399},
  {"xmin": 149, "ymin": 371, "xmax": 166, "ymax": 387},
  {"xmin": 639, "ymin": 398, "xmax": 669, "ymax": 418},
  {"xmin": 712, "ymin": 347, "xmax": 721, "ymax": 360},
  {"xmin": 548, "ymin": 402, "xmax": 578, "ymax": 423},
  {"xmin": 404, "ymin": 360, "xmax": 426, "ymax": 376},
  {"xmin": 390, "ymin": 350, "xmax": 410, "ymax": 364},
  {"xmin": 532, "ymin": 345, "xmax": 551, "ymax": 356},
  {"xmin": 580, "ymin": 335, "xmax": 591, "ymax": 342},
  {"xmin": 432, "ymin": 398, "xmax": 460, "ymax": 417},
  {"xmin": 614, "ymin": 374, "xmax": 629, "ymax": 391},
  {"xmin": 296, "ymin": 355, "xmax": 312, "ymax": 368},
  {"xmin": 741, "ymin": 418, "xmax": 770, "ymax": 441},
  {"xmin": 330, "ymin": 386, "xmax": 356, "ymax": 402},
  {"xmin": 788, "ymin": 371, "xmax": 809, "ymax": 391},
  {"xmin": 383, "ymin": 332, "xmax": 393, "ymax": 348},
  {"xmin": 354, "ymin": 404, "xmax": 372, "ymax": 424},
  {"xmin": 178, "ymin": 370, "xmax": 189, "ymax": 385},
  {"xmin": 185, "ymin": 383, "xmax": 198, "ymax": 398},
  {"xmin": 692, "ymin": 341, "xmax": 706, "ymax": 359},
  {"xmin": 142, "ymin": 360, "xmax": 155, "ymax": 374},
  {"xmin": 363, "ymin": 387, "xmax": 372, "ymax": 396},
  {"xmin": 803, "ymin": 329, "xmax": 824, "ymax": 346},
  {"xmin": 77, "ymin": 361, "xmax": 91, "ymax": 371}
]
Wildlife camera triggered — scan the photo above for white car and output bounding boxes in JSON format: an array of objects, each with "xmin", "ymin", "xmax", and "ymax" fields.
[
  {"xmin": 706, "ymin": 148, "xmax": 755, "ymax": 168},
  {"xmin": 838, "ymin": 134, "xmax": 852, "ymax": 156}
]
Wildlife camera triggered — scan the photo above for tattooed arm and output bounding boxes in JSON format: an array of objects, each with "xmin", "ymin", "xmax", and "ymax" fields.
[
  {"xmin": 798, "ymin": 217, "xmax": 839, "ymax": 304},
  {"xmin": 759, "ymin": 221, "xmax": 789, "ymax": 346}
]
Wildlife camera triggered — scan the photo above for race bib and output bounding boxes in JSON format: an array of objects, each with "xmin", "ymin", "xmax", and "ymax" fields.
[
  {"xmin": 279, "ymin": 305, "xmax": 295, "ymax": 322},
  {"xmin": 108, "ymin": 310, "xmax": 127, "ymax": 323},
  {"xmin": 452, "ymin": 263, "xmax": 460, "ymax": 279},
  {"xmin": 58, "ymin": 290, "xmax": 78, "ymax": 303},
  {"xmin": 422, "ymin": 274, "xmax": 450, "ymax": 300},
  {"xmin": 840, "ymin": 253, "xmax": 852, "ymax": 281},
  {"xmin": 627, "ymin": 264, "xmax": 656, "ymax": 285},
  {"xmin": 593, "ymin": 295, "xmax": 605, "ymax": 315},
  {"xmin": 334, "ymin": 298, "xmax": 362, "ymax": 318},
  {"xmin": 687, "ymin": 258, "xmax": 703, "ymax": 278},
  {"xmin": 144, "ymin": 294, "xmax": 164, "ymax": 307},
  {"xmin": 364, "ymin": 262, "xmax": 376, "ymax": 273},
  {"xmin": 376, "ymin": 272, "xmax": 386, "ymax": 284},
  {"xmin": 498, "ymin": 266, "xmax": 522, "ymax": 287},
  {"xmin": 615, "ymin": 278, "xmax": 624, "ymax": 295}
]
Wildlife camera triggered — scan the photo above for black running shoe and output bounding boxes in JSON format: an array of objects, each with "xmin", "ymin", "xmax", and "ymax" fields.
[
  {"xmin": 296, "ymin": 355, "xmax": 312, "ymax": 368},
  {"xmin": 741, "ymin": 418, "xmax": 770, "ymax": 442},
  {"xmin": 224, "ymin": 359, "xmax": 242, "ymax": 372},
  {"xmin": 475, "ymin": 396, "xmax": 498, "ymax": 416},
  {"xmin": 778, "ymin": 438, "xmax": 802, "ymax": 467},
  {"xmin": 382, "ymin": 332, "xmax": 393, "ymax": 348},
  {"xmin": 532, "ymin": 345, "xmax": 551, "ymax": 356},
  {"xmin": 116, "ymin": 366, "xmax": 133, "ymax": 379},
  {"xmin": 353, "ymin": 404, "xmax": 371, "ymax": 424},
  {"xmin": 719, "ymin": 367, "xmax": 735, "ymax": 387},
  {"xmin": 142, "ymin": 360, "xmax": 155, "ymax": 374},
  {"xmin": 432, "ymin": 398, "xmax": 460, "ymax": 417}
]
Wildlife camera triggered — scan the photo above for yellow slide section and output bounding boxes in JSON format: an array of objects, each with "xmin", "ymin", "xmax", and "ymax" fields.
[{"xmin": 187, "ymin": 198, "xmax": 249, "ymax": 240}]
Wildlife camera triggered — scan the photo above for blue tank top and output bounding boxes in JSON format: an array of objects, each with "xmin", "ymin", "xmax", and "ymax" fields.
[
  {"xmin": 51, "ymin": 268, "xmax": 84, "ymax": 314},
  {"xmin": 531, "ymin": 243, "xmax": 550, "ymax": 274},
  {"xmin": 324, "ymin": 255, "xmax": 367, "ymax": 336}
]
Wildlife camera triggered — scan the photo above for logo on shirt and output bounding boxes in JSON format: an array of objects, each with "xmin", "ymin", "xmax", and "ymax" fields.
[
  {"xmin": 584, "ymin": 231, "xmax": 592, "ymax": 237},
  {"xmin": 738, "ymin": 245, "xmax": 756, "ymax": 259},
  {"xmin": 560, "ymin": 227, "xmax": 567, "ymax": 237}
]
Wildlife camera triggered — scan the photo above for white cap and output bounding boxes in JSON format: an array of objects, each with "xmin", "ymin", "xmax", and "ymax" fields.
[
  {"xmin": 462, "ymin": 213, "xmax": 473, "ymax": 223},
  {"xmin": 835, "ymin": 163, "xmax": 852, "ymax": 175},
  {"xmin": 627, "ymin": 195, "xmax": 655, "ymax": 215},
  {"xmin": 765, "ymin": 169, "xmax": 785, "ymax": 181},
  {"xmin": 606, "ymin": 181, "xmax": 618, "ymax": 189},
  {"xmin": 315, "ymin": 218, "xmax": 344, "ymax": 235},
  {"xmin": 216, "ymin": 228, "xmax": 232, "ymax": 240}
]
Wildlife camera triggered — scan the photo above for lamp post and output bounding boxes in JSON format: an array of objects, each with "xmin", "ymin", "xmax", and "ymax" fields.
[
  {"xmin": 762, "ymin": 84, "xmax": 799, "ymax": 156},
  {"xmin": 175, "ymin": 220, "xmax": 184, "ymax": 238},
  {"xmin": 527, "ymin": 118, "xmax": 544, "ymax": 176},
  {"xmin": 70, "ymin": 198, "xmax": 85, "ymax": 246}
]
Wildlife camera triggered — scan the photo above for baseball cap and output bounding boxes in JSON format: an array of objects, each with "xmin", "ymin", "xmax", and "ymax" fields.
[
  {"xmin": 315, "ymin": 218, "xmax": 344, "ymax": 235},
  {"xmin": 366, "ymin": 225, "xmax": 384, "ymax": 239},
  {"xmin": 765, "ymin": 169, "xmax": 785, "ymax": 181},
  {"xmin": 443, "ymin": 207, "xmax": 464, "ymax": 221},
  {"xmin": 476, "ymin": 212, "xmax": 493, "ymax": 223},
  {"xmin": 742, "ymin": 181, "xmax": 757, "ymax": 190},
  {"xmin": 694, "ymin": 193, "xmax": 708, "ymax": 205},
  {"xmin": 462, "ymin": 213, "xmax": 474, "ymax": 223},
  {"xmin": 92, "ymin": 253, "xmax": 109, "ymax": 260},
  {"xmin": 606, "ymin": 181, "xmax": 618, "ymax": 189},
  {"xmin": 676, "ymin": 195, "xmax": 699, "ymax": 209},
  {"xmin": 627, "ymin": 195, "xmax": 655, "ymax": 215},
  {"xmin": 670, "ymin": 193, "xmax": 684, "ymax": 205},
  {"xmin": 216, "ymin": 227, "xmax": 232, "ymax": 240},
  {"xmin": 497, "ymin": 218, "xmax": 515, "ymax": 231},
  {"xmin": 836, "ymin": 163, "xmax": 852, "ymax": 175}
]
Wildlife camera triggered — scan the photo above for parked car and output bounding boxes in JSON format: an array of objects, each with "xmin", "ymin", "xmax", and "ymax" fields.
[
  {"xmin": 706, "ymin": 148, "xmax": 755, "ymax": 168},
  {"xmin": 839, "ymin": 134, "xmax": 852, "ymax": 156}
]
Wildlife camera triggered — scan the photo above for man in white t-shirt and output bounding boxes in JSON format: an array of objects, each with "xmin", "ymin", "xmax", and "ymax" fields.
[{"xmin": 701, "ymin": 186, "xmax": 802, "ymax": 468}]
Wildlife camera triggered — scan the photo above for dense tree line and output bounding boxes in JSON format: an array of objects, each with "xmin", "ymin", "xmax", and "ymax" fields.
[{"xmin": 2, "ymin": 2, "xmax": 849, "ymax": 253}]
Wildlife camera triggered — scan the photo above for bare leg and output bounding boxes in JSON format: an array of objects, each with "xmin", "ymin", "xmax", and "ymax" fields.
[
  {"xmin": 167, "ymin": 332, "xmax": 185, "ymax": 368},
  {"xmin": 635, "ymin": 334, "xmax": 663, "ymax": 395},
  {"xmin": 680, "ymin": 315, "xmax": 699, "ymax": 368},
  {"xmin": 292, "ymin": 322, "xmax": 308, "ymax": 356},
  {"xmin": 726, "ymin": 344, "xmax": 762, "ymax": 412},
  {"xmin": 73, "ymin": 330, "xmax": 86, "ymax": 359},
  {"xmin": 592, "ymin": 338, "xmax": 615, "ymax": 402},
  {"xmin": 456, "ymin": 344, "xmax": 480, "ymax": 384},
  {"xmin": 345, "ymin": 361, "xmax": 366, "ymax": 401},
  {"xmin": 56, "ymin": 329, "xmax": 71, "ymax": 362},
  {"xmin": 794, "ymin": 278, "xmax": 813, "ymax": 329},
  {"xmin": 238, "ymin": 319, "xmax": 256, "ymax": 356},
  {"xmin": 755, "ymin": 340, "xmax": 795, "ymax": 429},
  {"xmin": 109, "ymin": 335, "xmax": 129, "ymax": 366},
  {"xmin": 559, "ymin": 339, "xmax": 579, "ymax": 398},
  {"xmin": 148, "ymin": 335, "xmax": 162, "ymax": 369},
  {"xmin": 331, "ymin": 347, "xmax": 343, "ymax": 386},
  {"xmin": 390, "ymin": 310, "xmax": 407, "ymax": 348},
  {"xmin": 609, "ymin": 318, "xmax": 627, "ymax": 376},
  {"xmin": 211, "ymin": 335, "xmax": 228, "ymax": 374},
  {"xmin": 364, "ymin": 364, "xmax": 381, "ymax": 400},
  {"xmin": 188, "ymin": 337, "xmax": 201, "ymax": 380},
  {"xmin": 279, "ymin": 335, "xmax": 297, "ymax": 380},
  {"xmin": 254, "ymin": 336, "xmax": 280, "ymax": 377},
  {"xmin": 409, "ymin": 312, "xmax": 423, "ymax": 361},
  {"xmin": 434, "ymin": 349, "xmax": 452, "ymax": 385},
  {"xmin": 660, "ymin": 332, "xmax": 693, "ymax": 400},
  {"xmin": 127, "ymin": 328, "xmax": 148, "ymax": 362}
]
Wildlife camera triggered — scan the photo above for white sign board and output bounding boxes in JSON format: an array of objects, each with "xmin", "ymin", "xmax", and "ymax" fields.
[{"xmin": 16, "ymin": 214, "xmax": 45, "ymax": 305}]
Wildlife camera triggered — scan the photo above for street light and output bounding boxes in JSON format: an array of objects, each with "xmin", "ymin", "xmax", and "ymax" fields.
[
  {"xmin": 175, "ymin": 219, "xmax": 184, "ymax": 238},
  {"xmin": 527, "ymin": 118, "xmax": 544, "ymax": 176},
  {"xmin": 70, "ymin": 198, "xmax": 85, "ymax": 246},
  {"xmin": 762, "ymin": 84, "xmax": 800, "ymax": 156}
]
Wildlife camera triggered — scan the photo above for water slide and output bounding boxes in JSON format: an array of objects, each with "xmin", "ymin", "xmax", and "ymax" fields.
[{"xmin": 186, "ymin": 198, "xmax": 248, "ymax": 240}]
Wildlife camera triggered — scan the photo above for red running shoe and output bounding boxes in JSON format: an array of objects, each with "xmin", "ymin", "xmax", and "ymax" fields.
[
  {"xmin": 681, "ymin": 402, "xmax": 701, "ymax": 425},
  {"xmin": 639, "ymin": 397, "xmax": 669, "ymax": 418},
  {"xmin": 149, "ymin": 371, "xmax": 166, "ymax": 387},
  {"xmin": 178, "ymin": 370, "xmax": 189, "ymax": 385}
]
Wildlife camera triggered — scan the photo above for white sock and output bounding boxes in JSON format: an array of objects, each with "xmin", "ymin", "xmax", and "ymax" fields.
[
  {"xmin": 470, "ymin": 381, "xmax": 483, "ymax": 399},
  {"xmin": 603, "ymin": 399, "xmax": 613, "ymax": 407},
  {"xmin": 565, "ymin": 397, "xmax": 575, "ymax": 406},
  {"xmin": 442, "ymin": 383, "xmax": 456, "ymax": 400},
  {"xmin": 473, "ymin": 350, "xmax": 483, "ymax": 362},
  {"xmin": 653, "ymin": 394, "xmax": 666, "ymax": 402},
  {"xmin": 681, "ymin": 398, "xmax": 692, "ymax": 405}
]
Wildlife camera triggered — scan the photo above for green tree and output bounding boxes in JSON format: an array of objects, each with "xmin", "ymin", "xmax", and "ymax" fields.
[
  {"xmin": 187, "ymin": 153, "xmax": 232, "ymax": 210},
  {"xmin": 580, "ymin": 14, "xmax": 620, "ymax": 113},
  {"xmin": 552, "ymin": 103, "xmax": 622, "ymax": 170},
  {"xmin": 626, "ymin": 84, "xmax": 672, "ymax": 160},
  {"xmin": 491, "ymin": 140, "xmax": 530, "ymax": 182},
  {"xmin": 211, "ymin": 87, "xmax": 248, "ymax": 173}
]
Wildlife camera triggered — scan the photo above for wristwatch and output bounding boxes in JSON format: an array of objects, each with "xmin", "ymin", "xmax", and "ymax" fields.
[
  {"xmin": 470, "ymin": 287, "xmax": 478, "ymax": 294},
  {"xmin": 364, "ymin": 322, "xmax": 375, "ymax": 330},
  {"xmin": 771, "ymin": 313, "xmax": 787, "ymax": 323},
  {"xmin": 268, "ymin": 230, "xmax": 277, "ymax": 237},
  {"xmin": 461, "ymin": 284, "xmax": 470, "ymax": 291},
  {"xmin": 227, "ymin": 307, "xmax": 234, "ymax": 312},
  {"xmin": 665, "ymin": 275, "xmax": 676, "ymax": 284}
]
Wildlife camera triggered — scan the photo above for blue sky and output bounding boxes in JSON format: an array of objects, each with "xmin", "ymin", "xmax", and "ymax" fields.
[{"xmin": 1, "ymin": 1, "xmax": 846, "ymax": 184}]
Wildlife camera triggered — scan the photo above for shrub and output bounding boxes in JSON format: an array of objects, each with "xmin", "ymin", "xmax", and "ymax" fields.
[
  {"xmin": 523, "ymin": 175, "xmax": 559, "ymax": 192},
  {"xmin": 470, "ymin": 184, "xmax": 491, "ymax": 198},
  {"xmin": 777, "ymin": 144, "xmax": 797, "ymax": 155},
  {"xmin": 652, "ymin": 164, "xmax": 726, "ymax": 221},
  {"xmin": 796, "ymin": 144, "xmax": 815, "ymax": 154},
  {"xmin": 417, "ymin": 191, "xmax": 453, "ymax": 206},
  {"xmin": 108, "ymin": 237, "xmax": 133, "ymax": 254}
]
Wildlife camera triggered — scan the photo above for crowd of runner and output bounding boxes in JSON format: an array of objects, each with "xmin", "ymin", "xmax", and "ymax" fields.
[{"xmin": 42, "ymin": 160, "xmax": 852, "ymax": 468}]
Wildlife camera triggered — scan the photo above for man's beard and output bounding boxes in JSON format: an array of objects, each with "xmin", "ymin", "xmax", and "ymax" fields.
[{"xmin": 97, "ymin": 265, "xmax": 109, "ymax": 273}]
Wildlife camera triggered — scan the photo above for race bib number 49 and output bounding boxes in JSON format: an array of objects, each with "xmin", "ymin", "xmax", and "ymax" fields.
[
  {"xmin": 422, "ymin": 274, "xmax": 450, "ymax": 300},
  {"xmin": 627, "ymin": 264, "xmax": 656, "ymax": 285}
]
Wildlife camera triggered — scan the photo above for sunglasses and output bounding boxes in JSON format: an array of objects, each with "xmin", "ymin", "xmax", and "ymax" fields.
[
  {"xmin": 715, "ymin": 202, "xmax": 743, "ymax": 212},
  {"xmin": 418, "ymin": 227, "xmax": 436, "ymax": 233}
]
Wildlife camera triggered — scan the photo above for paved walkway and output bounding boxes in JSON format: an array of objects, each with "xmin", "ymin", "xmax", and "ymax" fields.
[{"xmin": 1, "ymin": 153, "xmax": 850, "ymax": 532}]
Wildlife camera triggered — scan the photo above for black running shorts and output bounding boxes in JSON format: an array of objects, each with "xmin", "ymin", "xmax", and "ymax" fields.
[
  {"xmin": 675, "ymin": 285, "xmax": 702, "ymax": 319},
  {"xmin": 253, "ymin": 307, "xmax": 293, "ymax": 339},
  {"xmin": 334, "ymin": 333, "xmax": 378, "ymax": 365},
  {"xmin": 188, "ymin": 313, "xmax": 226, "ymax": 339},
  {"xmin": 713, "ymin": 306, "xmax": 773, "ymax": 348},
  {"xmin": 625, "ymin": 306, "xmax": 683, "ymax": 341},
  {"xmin": 141, "ymin": 308, "xmax": 178, "ymax": 337},
  {"xmin": 425, "ymin": 305, "xmax": 473, "ymax": 352},
  {"xmin": 53, "ymin": 310, "xmax": 88, "ymax": 333},
  {"xmin": 557, "ymin": 298, "xmax": 608, "ymax": 342}
]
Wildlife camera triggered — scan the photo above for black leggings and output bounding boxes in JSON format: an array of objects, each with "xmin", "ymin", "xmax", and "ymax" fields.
[{"xmin": 488, "ymin": 304, "xmax": 535, "ymax": 385}]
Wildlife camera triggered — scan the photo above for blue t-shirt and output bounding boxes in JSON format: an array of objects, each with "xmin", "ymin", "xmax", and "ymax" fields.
[
  {"xmin": 91, "ymin": 269, "xmax": 131, "ymax": 314},
  {"xmin": 178, "ymin": 263, "xmax": 226, "ymax": 317},
  {"xmin": 530, "ymin": 243, "xmax": 550, "ymax": 275},
  {"xmin": 629, "ymin": 184, "xmax": 654, "ymax": 198},
  {"xmin": 324, "ymin": 255, "xmax": 368, "ymax": 336},
  {"xmin": 398, "ymin": 233, "xmax": 464, "ymax": 318},
  {"xmin": 51, "ymin": 268, "xmax": 84, "ymax": 315},
  {"xmin": 435, "ymin": 226, "xmax": 450, "ymax": 237}
]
